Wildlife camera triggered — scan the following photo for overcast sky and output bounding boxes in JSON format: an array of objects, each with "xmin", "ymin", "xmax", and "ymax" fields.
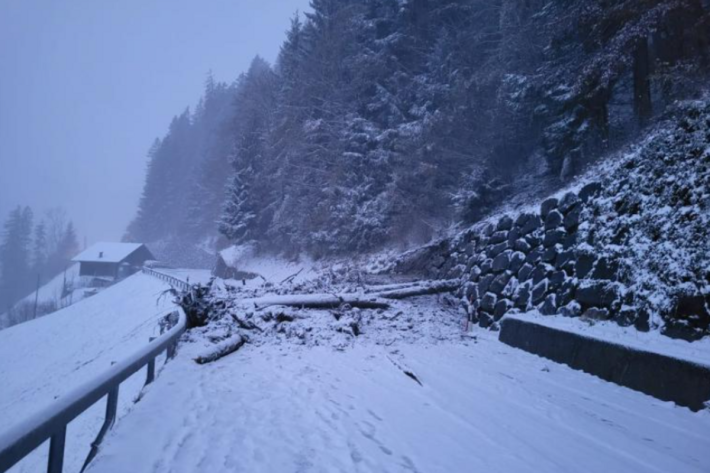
[{"xmin": 0, "ymin": 0, "xmax": 310, "ymax": 245}]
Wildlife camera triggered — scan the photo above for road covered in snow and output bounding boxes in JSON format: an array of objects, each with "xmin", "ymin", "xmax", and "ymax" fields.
[
  {"xmin": 0, "ymin": 272, "xmax": 177, "ymax": 473},
  {"xmin": 89, "ymin": 329, "xmax": 710, "ymax": 473}
]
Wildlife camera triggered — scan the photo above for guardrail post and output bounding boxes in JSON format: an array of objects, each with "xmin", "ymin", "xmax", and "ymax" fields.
[
  {"xmin": 146, "ymin": 357, "xmax": 156, "ymax": 385},
  {"xmin": 80, "ymin": 387, "xmax": 119, "ymax": 472},
  {"xmin": 47, "ymin": 427, "xmax": 66, "ymax": 473}
]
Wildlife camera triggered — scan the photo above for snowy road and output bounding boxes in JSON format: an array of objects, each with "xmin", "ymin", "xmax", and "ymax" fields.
[{"xmin": 89, "ymin": 334, "xmax": 710, "ymax": 473}]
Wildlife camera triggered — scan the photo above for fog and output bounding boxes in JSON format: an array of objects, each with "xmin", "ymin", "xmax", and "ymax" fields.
[{"xmin": 0, "ymin": 0, "xmax": 310, "ymax": 244}]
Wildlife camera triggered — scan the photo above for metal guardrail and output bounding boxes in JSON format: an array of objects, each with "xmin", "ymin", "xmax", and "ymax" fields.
[
  {"xmin": 141, "ymin": 267, "xmax": 191, "ymax": 292},
  {"xmin": 0, "ymin": 309, "xmax": 187, "ymax": 473}
]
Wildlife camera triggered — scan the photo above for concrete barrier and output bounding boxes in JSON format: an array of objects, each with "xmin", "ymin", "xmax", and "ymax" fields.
[{"xmin": 499, "ymin": 316, "xmax": 710, "ymax": 411}]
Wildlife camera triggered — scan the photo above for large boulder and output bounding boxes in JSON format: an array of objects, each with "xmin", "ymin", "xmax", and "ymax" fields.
[
  {"xmin": 489, "ymin": 271, "xmax": 513, "ymax": 295},
  {"xmin": 496, "ymin": 215, "xmax": 514, "ymax": 232},
  {"xmin": 519, "ymin": 214, "xmax": 543, "ymax": 235},
  {"xmin": 544, "ymin": 209, "xmax": 564, "ymax": 230},
  {"xmin": 576, "ymin": 281, "xmax": 622, "ymax": 309},
  {"xmin": 480, "ymin": 292, "xmax": 498, "ymax": 312},
  {"xmin": 543, "ymin": 229, "xmax": 566, "ymax": 247},
  {"xmin": 492, "ymin": 251, "xmax": 512, "ymax": 273},
  {"xmin": 509, "ymin": 251, "xmax": 527, "ymax": 274},
  {"xmin": 540, "ymin": 197, "xmax": 559, "ymax": 219},
  {"xmin": 532, "ymin": 279, "xmax": 549, "ymax": 304},
  {"xmin": 540, "ymin": 294, "xmax": 557, "ymax": 315},
  {"xmin": 578, "ymin": 181, "xmax": 602, "ymax": 203},
  {"xmin": 558, "ymin": 192, "xmax": 581, "ymax": 214}
]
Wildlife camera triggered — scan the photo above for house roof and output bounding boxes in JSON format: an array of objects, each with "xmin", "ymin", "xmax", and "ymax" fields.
[{"xmin": 72, "ymin": 242, "xmax": 146, "ymax": 264}]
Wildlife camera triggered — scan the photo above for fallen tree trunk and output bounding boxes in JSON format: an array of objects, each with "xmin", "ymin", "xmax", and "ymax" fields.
[
  {"xmin": 245, "ymin": 294, "xmax": 390, "ymax": 310},
  {"xmin": 375, "ymin": 280, "xmax": 459, "ymax": 300},
  {"xmin": 194, "ymin": 334, "xmax": 246, "ymax": 364}
]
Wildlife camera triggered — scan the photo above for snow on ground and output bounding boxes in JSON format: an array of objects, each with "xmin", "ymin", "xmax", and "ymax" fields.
[
  {"xmin": 0, "ymin": 272, "xmax": 177, "ymax": 473},
  {"xmin": 89, "ymin": 330, "xmax": 710, "ymax": 473},
  {"xmin": 507, "ymin": 311, "xmax": 710, "ymax": 367}
]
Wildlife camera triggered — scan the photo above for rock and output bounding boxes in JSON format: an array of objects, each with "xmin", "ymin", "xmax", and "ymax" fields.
[
  {"xmin": 559, "ymin": 301, "xmax": 581, "ymax": 317},
  {"xmin": 525, "ymin": 234, "xmax": 542, "ymax": 248},
  {"xmin": 518, "ymin": 263, "xmax": 534, "ymax": 282},
  {"xmin": 540, "ymin": 294, "xmax": 557, "ymax": 315},
  {"xmin": 492, "ymin": 251, "xmax": 512, "ymax": 273},
  {"xmin": 543, "ymin": 229, "xmax": 566, "ymax": 247},
  {"xmin": 562, "ymin": 260, "xmax": 576, "ymax": 277},
  {"xmin": 532, "ymin": 279, "xmax": 549, "ymax": 304},
  {"xmin": 563, "ymin": 205, "xmax": 582, "ymax": 232},
  {"xmin": 481, "ymin": 223, "xmax": 495, "ymax": 237},
  {"xmin": 613, "ymin": 306, "xmax": 637, "ymax": 327},
  {"xmin": 554, "ymin": 250, "xmax": 574, "ymax": 270},
  {"xmin": 579, "ymin": 181, "xmax": 602, "ymax": 203},
  {"xmin": 542, "ymin": 246, "xmax": 558, "ymax": 263},
  {"xmin": 489, "ymin": 271, "xmax": 513, "ymax": 295},
  {"xmin": 514, "ymin": 281, "xmax": 532, "ymax": 309},
  {"xmin": 468, "ymin": 265, "xmax": 481, "ymax": 282},
  {"xmin": 526, "ymin": 247, "xmax": 544, "ymax": 265},
  {"xmin": 544, "ymin": 209, "xmax": 564, "ymax": 230},
  {"xmin": 480, "ymin": 258, "xmax": 493, "ymax": 275},
  {"xmin": 520, "ymin": 214, "xmax": 543, "ymax": 235},
  {"xmin": 559, "ymin": 279, "xmax": 577, "ymax": 306},
  {"xmin": 562, "ymin": 232, "xmax": 578, "ymax": 250},
  {"xmin": 464, "ymin": 242, "xmax": 476, "ymax": 256},
  {"xmin": 514, "ymin": 239, "xmax": 531, "ymax": 253},
  {"xmin": 487, "ymin": 241, "xmax": 509, "ymax": 258},
  {"xmin": 494, "ymin": 299, "xmax": 513, "ymax": 320},
  {"xmin": 540, "ymin": 197, "xmax": 559, "ymax": 219},
  {"xmin": 464, "ymin": 282, "xmax": 479, "ymax": 302},
  {"xmin": 509, "ymin": 251, "xmax": 526, "ymax": 274},
  {"xmin": 448, "ymin": 264, "xmax": 464, "ymax": 279},
  {"xmin": 673, "ymin": 291, "xmax": 709, "ymax": 319},
  {"xmin": 480, "ymin": 292, "xmax": 498, "ymax": 312},
  {"xmin": 514, "ymin": 212, "xmax": 531, "ymax": 228},
  {"xmin": 496, "ymin": 215, "xmax": 514, "ymax": 231},
  {"xmin": 477, "ymin": 273, "xmax": 495, "ymax": 294},
  {"xmin": 576, "ymin": 281, "xmax": 621, "ymax": 309},
  {"xmin": 575, "ymin": 249, "xmax": 595, "ymax": 279},
  {"xmin": 558, "ymin": 192, "xmax": 580, "ymax": 214},
  {"xmin": 489, "ymin": 231, "xmax": 508, "ymax": 244},
  {"xmin": 507, "ymin": 228, "xmax": 520, "ymax": 246},
  {"xmin": 531, "ymin": 264, "xmax": 552, "ymax": 285},
  {"xmin": 582, "ymin": 307, "xmax": 611, "ymax": 320},
  {"xmin": 478, "ymin": 311, "xmax": 494, "ymax": 328},
  {"xmin": 549, "ymin": 270, "xmax": 566, "ymax": 290},
  {"xmin": 662, "ymin": 320, "xmax": 706, "ymax": 342},
  {"xmin": 502, "ymin": 277, "xmax": 519, "ymax": 298},
  {"xmin": 591, "ymin": 257, "xmax": 619, "ymax": 281},
  {"xmin": 634, "ymin": 308, "xmax": 650, "ymax": 332}
]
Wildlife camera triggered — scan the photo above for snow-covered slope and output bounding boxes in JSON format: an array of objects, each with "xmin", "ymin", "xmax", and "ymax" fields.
[{"xmin": 0, "ymin": 272, "xmax": 177, "ymax": 473}]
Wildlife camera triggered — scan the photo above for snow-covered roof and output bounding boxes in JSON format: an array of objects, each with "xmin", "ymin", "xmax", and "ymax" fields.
[{"xmin": 72, "ymin": 242, "xmax": 146, "ymax": 264}]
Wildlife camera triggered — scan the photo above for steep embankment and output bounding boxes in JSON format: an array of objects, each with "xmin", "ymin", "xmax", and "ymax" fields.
[{"xmin": 394, "ymin": 99, "xmax": 710, "ymax": 341}]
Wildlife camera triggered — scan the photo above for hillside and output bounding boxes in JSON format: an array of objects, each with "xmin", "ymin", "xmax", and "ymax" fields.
[
  {"xmin": 393, "ymin": 97, "xmax": 710, "ymax": 340},
  {"xmin": 124, "ymin": 0, "xmax": 710, "ymax": 262}
]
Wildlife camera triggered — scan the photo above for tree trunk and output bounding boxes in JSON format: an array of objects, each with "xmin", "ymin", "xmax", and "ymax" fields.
[{"xmin": 633, "ymin": 37, "xmax": 653, "ymax": 128}]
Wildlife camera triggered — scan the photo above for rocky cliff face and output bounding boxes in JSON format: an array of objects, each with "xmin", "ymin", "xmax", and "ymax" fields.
[{"xmin": 393, "ymin": 99, "xmax": 710, "ymax": 341}]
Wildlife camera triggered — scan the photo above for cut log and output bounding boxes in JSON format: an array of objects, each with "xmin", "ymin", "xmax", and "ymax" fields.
[
  {"xmin": 194, "ymin": 334, "xmax": 246, "ymax": 364},
  {"xmin": 245, "ymin": 294, "xmax": 390, "ymax": 310},
  {"xmin": 375, "ymin": 280, "xmax": 459, "ymax": 300}
]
